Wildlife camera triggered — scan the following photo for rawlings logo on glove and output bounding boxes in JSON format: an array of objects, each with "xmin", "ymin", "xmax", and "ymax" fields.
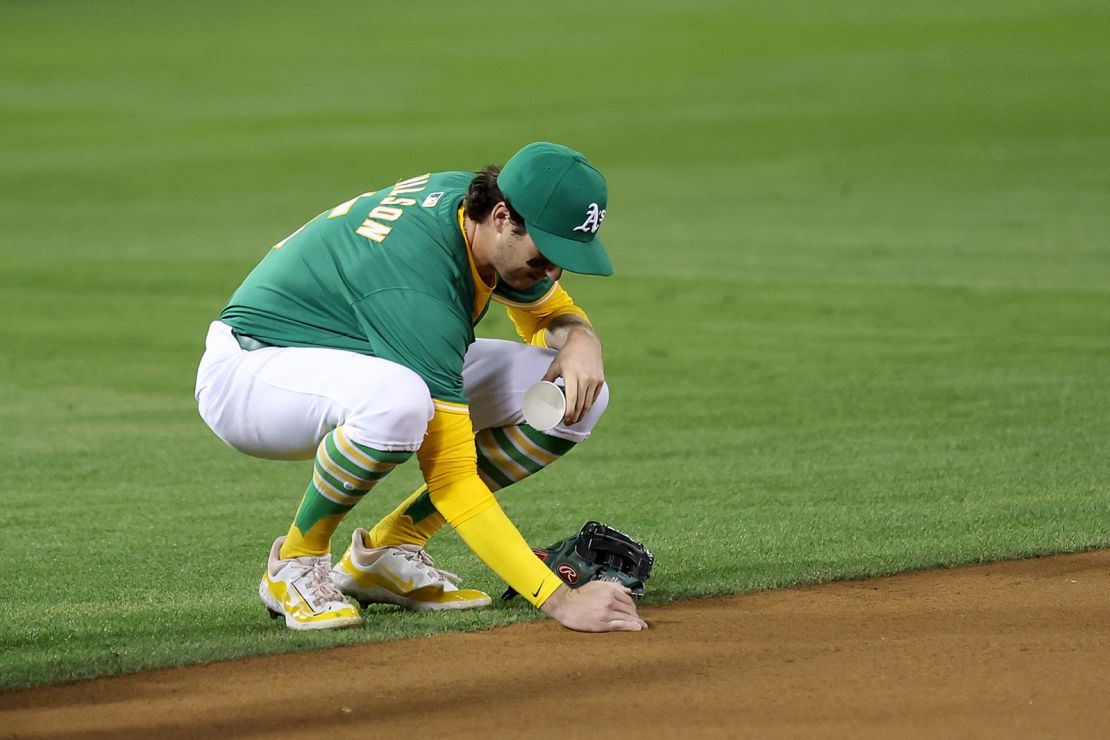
[{"xmin": 502, "ymin": 521, "xmax": 654, "ymax": 600}]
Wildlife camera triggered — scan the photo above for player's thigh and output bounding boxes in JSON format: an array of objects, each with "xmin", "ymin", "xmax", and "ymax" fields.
[
  {"xmin": 197, "ymin": 324, "xmax": 432, "ymax": 460},
  {"xmin": 463, "ymin": 338, "xmax": 608, "ymax": 439}
]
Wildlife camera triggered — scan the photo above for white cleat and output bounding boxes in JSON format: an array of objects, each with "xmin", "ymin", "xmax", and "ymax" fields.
[
  {"xmin": 259, "ymin": 537, "xmax": 361, "ymax": 631},
  {"xmin": 331, "ymin": 528, "xmax": 492, "ymax": 612}
]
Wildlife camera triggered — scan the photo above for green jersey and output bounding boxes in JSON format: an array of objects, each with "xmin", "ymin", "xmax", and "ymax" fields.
[{"xmin": 221, "ymin": 170, "xmax": 551, "ymax": 405}]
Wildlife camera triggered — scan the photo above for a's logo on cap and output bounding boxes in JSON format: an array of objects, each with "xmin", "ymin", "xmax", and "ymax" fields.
[{"xmin": 572, "ymin": 203, "xmax": 606, "ymax": 235}]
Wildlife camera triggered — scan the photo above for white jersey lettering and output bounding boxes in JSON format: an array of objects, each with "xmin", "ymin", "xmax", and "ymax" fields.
[{"xmin": 356, "ymin": 220, "xmax": 392, "ymax": 243}]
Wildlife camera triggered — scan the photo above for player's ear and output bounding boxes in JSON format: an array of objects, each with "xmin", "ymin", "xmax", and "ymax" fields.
[{"xmin": 491, "ymin": 201, "xmax": 512, "ymax": 232}]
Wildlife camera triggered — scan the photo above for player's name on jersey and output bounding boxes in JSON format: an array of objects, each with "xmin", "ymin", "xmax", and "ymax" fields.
[{"xmin": 332, "ymin": 174, "xmax": 434, "ymax": 244}]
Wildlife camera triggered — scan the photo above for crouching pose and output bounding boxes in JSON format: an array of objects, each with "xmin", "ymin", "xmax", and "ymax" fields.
[{"xmin": 195, "ymin": 142, "xmax": 646, "ymax": 633}]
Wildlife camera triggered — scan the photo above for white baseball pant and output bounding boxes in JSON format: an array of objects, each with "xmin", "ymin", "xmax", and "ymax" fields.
[{"xmin": 194, "ymin": 321, "xmax": 608, "ymax": 461}]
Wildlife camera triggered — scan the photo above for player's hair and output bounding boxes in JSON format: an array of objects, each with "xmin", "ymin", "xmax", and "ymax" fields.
[{"xmin": 465, "ymin": 165, "xmax": 526, "ymax": 234}]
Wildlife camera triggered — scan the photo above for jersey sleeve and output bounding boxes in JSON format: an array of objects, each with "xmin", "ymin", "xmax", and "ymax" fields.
[
  {"xmin": 350, "ymin": 289, "xmax": 469, "ymax": 404},
  {"xmin": 491, "ymin": 278, "xmax": 591, "ymax": 347}
]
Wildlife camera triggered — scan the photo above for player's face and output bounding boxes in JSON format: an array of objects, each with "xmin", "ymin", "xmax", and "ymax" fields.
[{"xmin": 494, "ymin": 227, "xmax": 563, "ymax": 289}]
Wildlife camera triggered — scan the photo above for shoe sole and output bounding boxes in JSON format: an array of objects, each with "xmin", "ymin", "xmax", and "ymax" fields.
[
  {"xmin": 259, "ymin": 580, "xmax": 362, "ymax": 631},
  {"xmin": 344, "ymin": 586, "xmax": 492, "ymax": 613}
]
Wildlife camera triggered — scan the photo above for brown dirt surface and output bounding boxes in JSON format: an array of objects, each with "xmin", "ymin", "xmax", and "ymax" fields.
[{"xmin": 4, "ymin": 550, "xmax": 1108, "ymax": 739}]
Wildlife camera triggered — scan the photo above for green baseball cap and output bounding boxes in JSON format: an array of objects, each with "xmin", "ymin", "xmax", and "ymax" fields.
[{"xmin": 497, "ymin": 142, "xmax": 613, "ymax": 276}]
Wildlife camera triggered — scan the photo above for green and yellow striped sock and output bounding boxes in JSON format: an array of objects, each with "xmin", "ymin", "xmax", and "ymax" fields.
[
  {"xmin": 473, "ymin": 424, "xmax": 576, "ymax": 491},
  {"xmin": 281, "ymin": 426, "xmax": 412, "ymax": 558},
  {"xmin": 366, "ymin": 424, "xmax": 576, "ymax": 548}
]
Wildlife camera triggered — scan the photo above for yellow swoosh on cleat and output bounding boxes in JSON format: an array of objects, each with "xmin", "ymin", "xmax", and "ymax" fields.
[{"xmin": 377, "ymin": 565, "xmax": 415, "ymax": 592}]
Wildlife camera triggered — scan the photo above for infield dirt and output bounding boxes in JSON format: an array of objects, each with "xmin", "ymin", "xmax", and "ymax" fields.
[{"xmin": 3, "ymin": 550, "xmax": 1107, "ymax": 739}]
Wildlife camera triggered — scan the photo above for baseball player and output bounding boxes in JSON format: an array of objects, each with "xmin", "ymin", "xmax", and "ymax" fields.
[{"xmin": 195, "ymin": 142, "xmax": 647, "ymax": 633}]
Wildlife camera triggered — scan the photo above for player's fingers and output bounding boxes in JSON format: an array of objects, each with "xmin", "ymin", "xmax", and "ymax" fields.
[
  {"xmin": 563, "ymin": 378, "xmax": 582, "ymax": 424},
  {"xmin": 541, "ymin": 357, "xmax": 561, "ymax": 383},
  {"xmin": 572, "ymin": 377, "xmax": 594, "ymax": 423},
  {"xmin": 605, "ymin": 619, "xmax": 646, "ymax": 632},
  {"xmin": 575, "ymin": 380, "xmax": 593, "ymax": 418},
  {"xmin": 609, "ymin": 603, "xmax": 641, "ymax": 622},
  {"xmin": 590, "ymin": 381, "xmax": 603, "ymax": 406},
  {"xmin": 595, "ymin": 580, "xmax": 633, "ymax": 598},
  {"xmin": 578, "ymin": 379, "xmax": 602, "ymax": 417},
  {"xmin": 595, "ymin": 582, "xmax": 638, "ymax": 615},
  {"xmin": 606, "ymin": 589, "xmax": 637, "ymax": 608},
  {"xmin": 612, "ymin": 595, "xmax": 637, "ymax": 614},
  {"xmin": 609, "ymin": 584, "xmax": 636, "ymax": 606}
]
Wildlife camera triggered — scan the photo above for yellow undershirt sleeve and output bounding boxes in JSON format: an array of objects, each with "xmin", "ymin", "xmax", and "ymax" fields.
[
  {"xmin": 417, "ymin": 407, "xmax": 563, "ymax": 607},
  {"xmin": 454, "ymin": 506, "xmax": 563, "ymax": 607},
  {"xmin": 497, "ymin": 282, "xmax": 591, "ymax": 347}
]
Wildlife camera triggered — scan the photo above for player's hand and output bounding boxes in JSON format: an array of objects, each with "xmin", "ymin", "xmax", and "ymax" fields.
[
  {"xmin": 539, "ymin": 582, "xmax": 648, "ymax": 632},
  {"xmin": 542, "ymin": 326, "xmax": 604, "ymax": 426}
]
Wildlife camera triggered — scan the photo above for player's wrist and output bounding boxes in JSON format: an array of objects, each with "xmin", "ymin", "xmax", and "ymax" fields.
[
  {"xmin": 538, "ymin": 583, "xmax": 571, "ymax": 619},
  {"xmin": 545, "ymin": 315, "xmax": 598, "ymax": 351},
  {"xmin": 563, "ymin": 323, "xmax": 599, "ymax": 344}
]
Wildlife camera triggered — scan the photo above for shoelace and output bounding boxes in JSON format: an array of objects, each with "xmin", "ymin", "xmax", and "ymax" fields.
[
  {"xmin": 398, "ymin": 547, "xmax": 463, "ymax": 585},
  {"xmin": 298, "ymin": 557, "xmax": 346, "ymax": 605}
]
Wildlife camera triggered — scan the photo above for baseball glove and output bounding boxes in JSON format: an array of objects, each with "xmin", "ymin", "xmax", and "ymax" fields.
[{"xmin": 501, "ymin": 521, "xmax": 654, "ymax": 600}]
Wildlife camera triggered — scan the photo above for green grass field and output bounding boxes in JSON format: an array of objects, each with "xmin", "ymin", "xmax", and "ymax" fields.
[{"xmin": 2, "ymin": 0, "xmax": 1108, "ymax": 690}]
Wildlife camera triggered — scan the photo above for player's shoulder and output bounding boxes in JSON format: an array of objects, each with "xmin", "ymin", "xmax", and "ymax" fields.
[
  {"xmin": 410, "ymin": 170, "xmax": 472, "ymax": 215},
  {"xmin": 348, "ymin": 169, "xmax": 470, "ymax": 249},
  {"xmin": 428, "ymin": 170, "xmax": 473, "ymax": 189},
  {"xmin": 391, "ymin": 170, "xmax": 471, "ymax": 247}
]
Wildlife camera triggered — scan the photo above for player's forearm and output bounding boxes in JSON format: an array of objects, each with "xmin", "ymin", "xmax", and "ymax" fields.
[
  {"xmin": 452, "ymin": 501, "xmax": 563, "ymax": 607},
  {"xmin": 544, "ymin": 313, "xmax": 599, "ymax": 351},
  {"xmin": 423, "ymin": 471, "xmax": 562, "ymax": 607},
  {"xmin": 417, "ymin": 409, "xmax": 562, "ymax": 606}
]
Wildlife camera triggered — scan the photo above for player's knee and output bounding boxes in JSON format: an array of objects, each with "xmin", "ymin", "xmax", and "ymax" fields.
[
  {"xmin": 382, "ymin": 372, "xmax": 435, "ymax": 440},
  {"xmin": 593, "ymin": 381, "xmax": 610, "ymax": 419},
  {"xmin": 345, "ymin": 364, "xmax": 434, "ymax": 448}
]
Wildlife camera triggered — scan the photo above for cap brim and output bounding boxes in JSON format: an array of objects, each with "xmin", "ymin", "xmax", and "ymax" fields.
[{"xmin": 527, "ymin": 221, "xmax": 613, "ymax": 277}]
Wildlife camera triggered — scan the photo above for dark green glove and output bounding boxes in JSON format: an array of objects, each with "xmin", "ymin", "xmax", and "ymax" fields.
[{"xmin": 502, "ymin": 521, "xmax": 654, "ymax": 600}]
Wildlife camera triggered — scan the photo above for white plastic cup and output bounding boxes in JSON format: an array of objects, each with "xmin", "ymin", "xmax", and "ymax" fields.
[{"xmin": 522, "ymin": 381, "xmax": 566, "ymax": 432}]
